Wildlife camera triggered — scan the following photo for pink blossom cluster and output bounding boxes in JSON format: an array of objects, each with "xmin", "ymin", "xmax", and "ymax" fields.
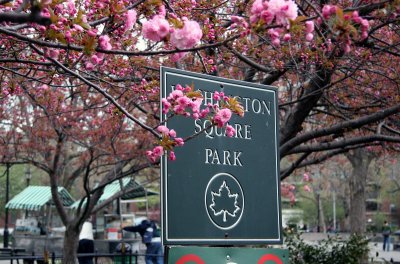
[
  {"xmin": 170, "ymin": 52, "xmax": 188, "ymax": 63},
  {"xmin": 99, "ymin": 35, "xmax": 112, "ymax": 50},
  {"xmin": 281, "ymin": 173, "xmax": 314, "ymax": 203},
  {"xmin": 202, "ymin": 57, "xmax": 217, "ymax": 73},
  {"xmin": 130, "ymin": 79, "xmax": 159, "ymax": 102},
  {"xmin": 250, "ymin": 0, "xmax": 298, "ymax": 26},
  {"xmin": 162, "ymin": 84, "xmax": 208, "ymax": 119},
  {"xmin": 142, "ymin": 15, "xmax": 170, "ymax": 42},
  {"xmin": 302, "ymin": 172, "xmax": 312, "ymax": 192},
  {"xmin": 125, "ymin": 10, "xmax": 138, "ymax": 31},
  {"xmin": 45, "ymin": 48, "xmax": 60, "ymax": 60},
  {"xmin": 85, "ymin": 53, "xmax": 104, "ymax": 71},
  {"xmin": 230, "ymin": 16, "xmax": 251, "ymax": 37},
  {"xmin": 146, "ymin": 146, "xmax": 165, "ymax": 163},
  {"xmin": 351, "ymin": 11, "xmax": 369, "ymax": 40},
  {"xmin": 213, "ymin": 108, "xmax": 232, "ymax": 127},
  {"xmin": 33, "ymin": 1, "xmax": 202, "ymax": 62},
  {"xmin": 35, "ymin": 84, "xmax": 66, "ymax": 112},
  {"xmin": 163, "ymin": 85, "xmax": 234, "ymax": 128},
  {"xmin": 33, "ymin": 0, "xmax": 138, "ymax": 57},
  {"xmin": 1, "ymin": 83, "xmax": 22, "ymax": 97},
  {"xmin": 231, "ymin": 16, "xmax": 249, "ymax": 29},
  {"xmin": 141, "ymin": 6, "xmax": 203, "ymax": 55},
  {"xmin": 250, "ymin": 0, "xmax": 298, "ymax": 45},
  {"xmin": 320, "ymin": 5, "xmax": 370, "ymax": 53},
  {"xmin": 268, "ymin": 28, "xmax": 283, "ymax": 46},
  {"xmin": 170, "ymin": 19, "xmax": 203, "ymax": 49},
  {"xmin": 281, "ymin": 183, "xmax": 296, "ymax": 204},
  {"xmin": 204, "ymin": 18, "xmax": 216, "ymax": 41},
  {"xmin": 146, "ymin": 85, "xmax": 243, "ymax": 163},
  {"xmin": 146, "ymin": 125, "xmax": 185, "ymax": 162},
  {"xmin": 304, "ymin": 21, "xmax": 314, "ymax": 42},
  {"xmin": 321, "ymin": 5, "xmax": 337, "ymax": 19}
]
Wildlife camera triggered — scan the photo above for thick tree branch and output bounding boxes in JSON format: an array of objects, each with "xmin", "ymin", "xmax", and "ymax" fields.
[
  {"xmin": 280, "ymin": 152, "xmax": 311, "ymax": 179},
  {"xmin": 281, "ymin": 145, "xmax": 372, "ymax": 180},
  {"xmin": 49, "ymin": 134, "xmax": 69, "ymax": 224},
  {"xmin": 0, "ymin": 12, "xmax": 51, "ymax": 25},
  {"xmin": 286, "ymin": 134, "xmax": 400, "ymax": 155},
  {"xmin": 224, "ymin": 45, "xmax": 274, "ymax": 72},
  {"xmin": 280, "ymin": 103, "xmax": 400, "ymax": 156},
  {"xmin": 280, "ymin": 67, "xmax": 333, "ymax": 145}
]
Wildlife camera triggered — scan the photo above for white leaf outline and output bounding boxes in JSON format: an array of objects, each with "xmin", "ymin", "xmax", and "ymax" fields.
[{"xmin": 209, "ymin": 181, "xmax": 241, "ymax": 222}]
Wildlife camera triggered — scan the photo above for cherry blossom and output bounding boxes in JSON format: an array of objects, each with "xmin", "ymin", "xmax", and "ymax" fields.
[
  {"xmin": 125, "ymin": 10, "xmax": 137, "ymax": 31},
  {"xmin": 250, "ymin": 0, "xmax": 298, "ymax": 26},
  {"xmin": 157, "ymin": 125, "xmax": 170, "ymax": 135},
  {"xmin": 146, "ymin": 146, "xmax": 164, "ymax": 162},
  {"xmin": 142, "ymin": 15, "xmax": 170, "ymax": 42},
  {"xmin": 169, "ymin": 151, "xmax": 176, "ymax": 161},
  {"xmin": 99, "ymin": 35, "xmax": 112, "ymax": 50},
  {"xmin": 225, "ymin": 125, "xmax": 236, "ymax": 137},
  {"xmin": 149, "ymin": 83, "xmax": 243, "ymax": 162},
  {"xmin": 174, "ymin": 137, "xmax": 184, "ymax": 146},
  {"xmin": 169, "ymin": 129, "xmax": 177, "ymax": 138},
  {"xmin": 171, "ymin": 52, "xmax": 188, "ymax": 62},
  {"xmin": 170, "ymin": 20, "xmax": 203, "ymax": 49},
  {"xmin": 213, "ymin": 108, "xmax": 232, "ymax": 127},
  {"xmin": 303, "ymin": 173, "xmax": 311, "ymax": 181}
]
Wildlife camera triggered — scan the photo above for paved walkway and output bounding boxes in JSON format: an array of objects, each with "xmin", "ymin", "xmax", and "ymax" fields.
[{"xmin": 369, "ymin": 242, "xmax": 400, "ymax": 263}]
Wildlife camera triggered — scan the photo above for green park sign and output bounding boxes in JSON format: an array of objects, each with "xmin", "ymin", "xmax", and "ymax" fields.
[
  {"xmin": 167, "ymin": 246, "xmax": 289, "ymax": 264},
  {"xmin": 160, "ymin": 67, "xmax": 281, "ymax": 245}
]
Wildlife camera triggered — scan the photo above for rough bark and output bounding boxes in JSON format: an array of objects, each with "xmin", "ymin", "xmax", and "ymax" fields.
[
  {"xmin": 318, "ymin": 194, "xmax": 327, "ymax": 233},
  {"xmin": 63, "ymin": 225, "xmax": 80, "ymax": 264},
  {"xmin": 346, "ymin": 149, "xmax": 375, "ymax": 264},
  {"xmin": 346, "ymin": 149, "xmax": 374, "ymax": 234}
]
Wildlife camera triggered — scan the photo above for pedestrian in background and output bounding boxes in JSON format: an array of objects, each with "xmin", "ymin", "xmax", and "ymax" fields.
[
  {"xmin": 78, "ymin": 221, "xmax": 95, "ymax": 264},
  {"xmin": 382, "ymin": 220, "xmax": 392, "ymax": 251},
  {"xmin": 122, "ymin": 219, "xmax": 163, "ymax": 264}
]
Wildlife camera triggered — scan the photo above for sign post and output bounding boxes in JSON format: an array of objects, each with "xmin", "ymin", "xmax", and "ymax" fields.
[{"xmin": 160, "ymin": 67, "xmax": 281, "ymax": 246}]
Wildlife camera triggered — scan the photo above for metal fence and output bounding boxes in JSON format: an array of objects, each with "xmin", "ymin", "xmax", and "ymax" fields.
[{"xmin": 0, "ymin": 250, "xmax": 162, "ymax": 264}]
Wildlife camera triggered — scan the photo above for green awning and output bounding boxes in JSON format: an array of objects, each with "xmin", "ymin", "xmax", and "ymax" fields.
[
  {"xmin": 6, "ymin": 186, "xmax": 75, "ymax": 211},
  {"xmin": 72, "ymin": 178, "xmax": 158, "ymax": 209}
]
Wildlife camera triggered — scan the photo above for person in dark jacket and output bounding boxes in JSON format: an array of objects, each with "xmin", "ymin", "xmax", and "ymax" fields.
[
  {"xmin": 382, "ymin": 220, "xmax": 392, "ymax": 251},
  {"xmin": 122, "ymin": 219, "xmax": 163, "ymax": 264}
]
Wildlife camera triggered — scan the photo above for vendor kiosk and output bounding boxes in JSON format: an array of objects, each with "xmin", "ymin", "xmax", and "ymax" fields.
[{"xmin": 6, "ymin": 179, "xmax": 158, "ymax": 255}]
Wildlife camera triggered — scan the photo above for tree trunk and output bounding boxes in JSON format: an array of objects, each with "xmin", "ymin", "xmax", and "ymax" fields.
[
  {"xmin": 346, "ymin": 149, "xmax": 374, "ymax": 264},
  {"xmin": 63, "ymin": 225, "xmax": 80, "ymax": 264},
  {"xmin": 346, "ymin": 149, "xmax": 374, "ymax": 235},
  {"xmin": 318, "ymin": 194, "xmax": 327, "ymax": 233}
]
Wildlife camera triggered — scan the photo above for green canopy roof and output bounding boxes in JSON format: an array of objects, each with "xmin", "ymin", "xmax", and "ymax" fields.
[
  {"xmin": 6, "ymin": 186, "xmax": 75, "ymax": 211},
  {"xmin": 72, "ymin": 178, "xmax": 158, "ymax": 209}
]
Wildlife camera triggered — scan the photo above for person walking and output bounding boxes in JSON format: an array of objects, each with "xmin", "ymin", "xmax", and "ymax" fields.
[
  {"xmin": 122, "ymin": 219, "xmax": 163, "ymax": 264},
  {"xmin": 77, "ymin": 221, "xmax": 95, "ymax": 264},
  {"xmin": 382, "ymin": 220, "xmax": 392, "ymax": 251}
]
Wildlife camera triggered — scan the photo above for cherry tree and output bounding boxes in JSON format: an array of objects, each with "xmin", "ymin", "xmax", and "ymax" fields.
[{"xmin": 0, "ymin": 0, "xmax": 400, "ymax": 262}]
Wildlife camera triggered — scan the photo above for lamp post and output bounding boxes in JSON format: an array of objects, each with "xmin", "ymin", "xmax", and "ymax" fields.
[
  {"xmin": 25, "ymin": 166, "xmax": 32, "ymax": 218},
  {"xmin": 3, "ymin": 163, "xmax": 10, "ymax": 248},
  {"xmin": 317, "ymin": 191, "xmax": 320, "ymax": 233},
  {"xmin": 25, "ymin": 165, "xmax": 31, "ymax": 187}
]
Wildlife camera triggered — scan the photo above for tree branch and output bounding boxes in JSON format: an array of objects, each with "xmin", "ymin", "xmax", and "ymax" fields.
[
  {"xmin": 280, "ymin": 103, "xmax": 400, "ymax": 156},
  {"xmin": 286, "ymin": 134, "xmax": 400, "ymax": 155},
  {"xmin": 0, "ymin": 12, "xmax": 51, "ymax": 25},
  {"xmin": 0, "ymin": 27, "xmax": 240, "ymax": 56}
]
